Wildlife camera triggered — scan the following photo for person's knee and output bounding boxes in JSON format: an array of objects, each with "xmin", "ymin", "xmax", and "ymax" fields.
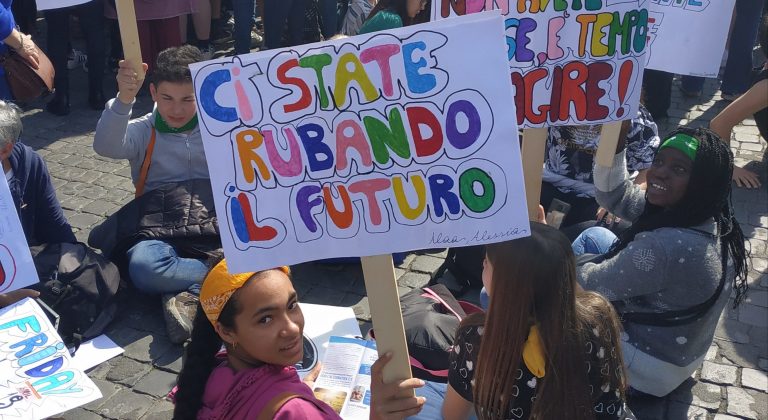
[
  {"xmin": 583, "ymin": 226, "xmax": 613, "ymax": 247},
  {"xmin": 127, "ymin": 240, "xmax": 176, "ymax": 292}
]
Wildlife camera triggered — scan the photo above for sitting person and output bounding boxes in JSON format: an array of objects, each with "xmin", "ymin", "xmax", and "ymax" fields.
[
  {"xmin": 359, "ymin": 0, "xmax": 429, "ymax": 34},
  {"xmin": 573, "ymin": 127, "xmax": 749, "ymax": 396},
  {"xmin": 542, "ymin": 105, "xmax": 659, "ymax": 232},
  {"xmin": 91, "ymin": 46, "xmax": 215, "ymax": 344},
  {"xmin": 413, "ymin": 223, "xmax": 635, "ymax": 420},
  {"xmin": 0, "ymin": 100, "xmax": 76, "ymax": 246},
  {"xmin": 710, "ymin": 15, "xmax": 767, "ymax": 189},
  {"xmin": 172, "ymin": 258, "xmax": 426, "ymax": 419}
]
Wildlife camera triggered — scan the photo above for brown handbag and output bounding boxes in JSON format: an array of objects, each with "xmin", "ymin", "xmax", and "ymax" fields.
[{"xmin": 1, "ymin": 45, "xmax": 55, "ymax": 102}]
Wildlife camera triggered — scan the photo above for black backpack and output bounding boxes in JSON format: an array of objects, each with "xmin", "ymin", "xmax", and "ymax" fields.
[
  {"xmin": 429, "ymin": 246, "xmax": 485, "ymax": 296},
  {"xmin": 399, "ymin": 284, "xmax": 482, "ymax": 382},
  {"xmin": 29, "ymin": 242, "xmax": 121, "ymax": 351}
]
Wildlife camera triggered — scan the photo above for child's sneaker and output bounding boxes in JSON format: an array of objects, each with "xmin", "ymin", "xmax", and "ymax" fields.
[
  {"xmin": 67, "ymin": 49, "xmax": 88, "ymax": 71},
  {"xmin": 251, "ymin": 30, "xmax": 264, "ymax": 48},
  {"xmin": 162, "ymin": 291, "xmax": 199, "ymax": 344}
]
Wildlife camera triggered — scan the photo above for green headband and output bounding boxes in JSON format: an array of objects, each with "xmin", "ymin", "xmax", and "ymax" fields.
[{"xmin": 660, "ymin": 134, "xmax": 699, "ymax": 162}]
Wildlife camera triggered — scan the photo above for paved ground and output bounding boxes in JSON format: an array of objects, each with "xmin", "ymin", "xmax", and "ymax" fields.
[{"xmin": 16, "ymin": 38, "xmax": 767, "ymax": 420}]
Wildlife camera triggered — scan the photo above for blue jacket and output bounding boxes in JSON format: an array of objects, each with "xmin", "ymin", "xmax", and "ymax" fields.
[
  {"xmin": 0, "ymin": 0, "xmax": 15, "ymax": 53},
  {"xmin": 8, "ymin": 142, "xmax": 76, "ymax": 246}
]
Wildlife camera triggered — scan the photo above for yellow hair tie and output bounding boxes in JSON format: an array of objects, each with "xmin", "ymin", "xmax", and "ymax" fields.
[
  {"xmin": 199, "ymin": 259, "xmax": 289, "ymax": 326},
  {"xmin": 522, "ymin": 325, "xmax": 546, "ymax": 378}
]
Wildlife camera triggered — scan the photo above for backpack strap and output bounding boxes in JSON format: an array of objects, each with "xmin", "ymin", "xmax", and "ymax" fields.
[
  {"xmin": 257, "ymin": 392, "xmax": 314, "ymax": 420},
  {"xmin": 422, "ymin": 286, "xmax": 467, "ymax": 321},
  {"xmin": 617, "ymin": 240, "xmax": 728, "ymax": 327},
  {"xmin": 134, "ymin": 127, "xmax": 157, "ymax": 198}
]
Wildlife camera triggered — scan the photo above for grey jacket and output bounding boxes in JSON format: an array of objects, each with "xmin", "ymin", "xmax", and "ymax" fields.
[
  {"xmin": 578, "ymin": 151, "xmax": 732, "ymax": 397},
  {"xmin": 93, "ymin": 98, "xmax": 210, "ymax": 194}
]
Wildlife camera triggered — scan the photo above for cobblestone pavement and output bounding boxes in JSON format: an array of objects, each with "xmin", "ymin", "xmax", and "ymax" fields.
[{"xmin": 18, "ymin": 63, "xmax": 766, "ymax": 419}]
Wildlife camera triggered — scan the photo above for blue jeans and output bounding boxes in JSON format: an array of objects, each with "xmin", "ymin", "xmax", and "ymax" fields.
[
  {"xmin": 571, "ymin": 226, "xmax": 618, "ymax": 256},
  {"xmin": 479, "ymin": 287, "xmax": 490, "ymax": 310},
  {"xmin": 263, "ymin": 0, "xmax": 308, "ymax": 49},
  {"xmin": 407, "ymin": 381, "xmax": 478, "ymax": 420},
  {"xmin": 232, "ymin": 0, "xmax": 256, "ymax": 55},
  {"xmin": 126, "ymin": 240, "xmax": 207, "ymax": 294},
  {"xmin": 721, "ymin": 0, "xmax": 764, "ymax": 95}
]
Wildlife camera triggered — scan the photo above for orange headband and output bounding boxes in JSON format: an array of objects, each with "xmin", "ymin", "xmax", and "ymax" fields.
[{"xmin": 199, "ymin": 259, "xmax": 290, "ymax": 326}]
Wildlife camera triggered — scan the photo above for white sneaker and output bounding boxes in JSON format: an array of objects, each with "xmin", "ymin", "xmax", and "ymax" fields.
[
  {"xmin": 67, "ymin": 49, "xmax": 88, "ymax": 71},
  {"xmin": 251, "ymin": 30, "xmax": 264, "ymax": 48}
]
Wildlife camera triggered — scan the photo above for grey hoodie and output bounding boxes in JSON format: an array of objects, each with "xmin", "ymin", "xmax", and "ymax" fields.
[
  {"xmin": 578, "ymin": 150, "xmax": 733, "ymax": 397},
  {"xmin": 94, "ymin": 98, "xmax": 210, "ymax": 194}
]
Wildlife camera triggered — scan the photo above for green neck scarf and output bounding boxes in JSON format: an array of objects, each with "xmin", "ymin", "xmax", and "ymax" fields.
[
  {"xmin": 154, "ymin": 113, "xmax": 199, "ymax": 134},
  {"xmin": 659, "ymin": 133, "xmax": 699, "ymax": 162}
]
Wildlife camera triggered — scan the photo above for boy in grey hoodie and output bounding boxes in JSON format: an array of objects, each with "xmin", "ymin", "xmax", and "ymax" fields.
[{"xmin": 93, "ymin": 46, "xmax": 210, "ymax": 343}]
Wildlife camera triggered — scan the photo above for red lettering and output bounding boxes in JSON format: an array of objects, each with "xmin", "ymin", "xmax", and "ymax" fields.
[
  {"xmin": 558, "ymin": 61, "xmax": 589, "ymax": 122},
  {"xmin": 585, "ymin": 61, "xmax": 612, "ymax": 120},
  {"xmin": 277, "ymin": 59, "xmax": 312, "ymax": 114},
  {"xmin": 407, "ymin": 106, "xmax": 444, "ymax": 158}
]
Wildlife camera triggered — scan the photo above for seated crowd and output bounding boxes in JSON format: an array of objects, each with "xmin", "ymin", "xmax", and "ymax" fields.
[{"xmin": 0, "ymin": 1, "xmax": 765, "ymax": 419}]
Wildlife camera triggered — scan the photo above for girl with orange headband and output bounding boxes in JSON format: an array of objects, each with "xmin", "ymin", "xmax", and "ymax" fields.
[{"xmin": 172, "ymin": 258, "xmax": 426, "ymax": 419}]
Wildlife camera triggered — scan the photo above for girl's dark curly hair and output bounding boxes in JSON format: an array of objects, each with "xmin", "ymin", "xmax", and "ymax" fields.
[{"xmin": 607, "ymin": 127, "xmax": 749, "ymax": 305}]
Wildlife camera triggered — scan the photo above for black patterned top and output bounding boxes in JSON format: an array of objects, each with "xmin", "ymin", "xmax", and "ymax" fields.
[
  {"xmin": 448, "ymin": 324, "xmax": 637, "ymax": 419},
  {"xmin": 543, "ymin": 105, "xmax": 659, "ymax": 197}
]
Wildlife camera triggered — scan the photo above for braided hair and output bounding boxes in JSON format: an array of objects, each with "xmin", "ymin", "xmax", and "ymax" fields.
[{"xmin": 608, "ymin": 127, "xmax": 748, "ymax": 305}]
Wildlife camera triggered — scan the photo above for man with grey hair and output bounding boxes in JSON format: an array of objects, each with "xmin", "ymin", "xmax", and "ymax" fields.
[{"xmin": 0, "ymin": 100, "xmax": 75, "ymax": 245}]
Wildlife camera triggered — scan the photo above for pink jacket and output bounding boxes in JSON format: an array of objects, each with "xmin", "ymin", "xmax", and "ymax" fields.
[{"xmin": 198, "ymin": 364, "xmax": 342, "ymax": 420}]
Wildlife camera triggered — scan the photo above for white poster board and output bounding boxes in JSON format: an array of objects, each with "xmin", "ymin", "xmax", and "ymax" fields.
[
  {"xmin": 191, "ymin": 12, "xmax": 530, "ymax": 274},
  {"xmin": 645, "ymin": 0, "xmax": 736, "ymax": 77},
  {"xmin": 0, "ymin": 176, "xmax": 38, "ymax": 294},
  {"xmin": 0, "ymin": 298, "xmax": 101, "ymax": 420},
  {"xmin": 35, "ymin": 0, "xmax": 91, "ymax": 11},
  {"xmin": 432, "ymin": 0, "xmax": 648, "ymax": 128}
]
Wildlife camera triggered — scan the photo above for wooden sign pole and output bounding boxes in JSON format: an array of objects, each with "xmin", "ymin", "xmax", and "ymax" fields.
[
  {"xmin": 595, "ymin": 121, "xmax": 623, "ymax": 167},
  {"xmin": 115, "ymin": 0, "xmax": 145, "ymax": 80},
  {"xmin": 521, "ymin": 128, "xmax": 548, "ymax": 220},
  {"xmin": 361, "ymin": 255, "xmax": 414, "ymax": 396}
]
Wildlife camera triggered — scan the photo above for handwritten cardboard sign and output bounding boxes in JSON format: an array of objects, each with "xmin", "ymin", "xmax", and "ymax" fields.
[
  {"xmin": 432, "ymin": 0, "xmax": 648, "ymax": 128},
  {"xmin": 0, "ymin": 176, "xmax": 38, "ymax": 294},
  {"xmin": 0, "ymin": 298, "xmax": 101, "ymax": 420},
  {"xmin": 191, "ymin": 13, "xmax": 530, "ymax": 274},
  {"xmin": 645, "ymin": 0, "xmax": 735, "ymax": 77}
]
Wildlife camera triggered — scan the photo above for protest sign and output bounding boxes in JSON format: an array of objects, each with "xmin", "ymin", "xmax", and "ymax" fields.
[
  {"xmin": 36, "ymin": 0, "xmax": 90, "ymax": 11},
  {"xmin": 0, "ymin": 298, "xmax": 101, "ymax": 420},
  {"xmin": 191, "ymin": 12, "xmax": 530, "ymax": 274},
  {"xmin": 432, "ymin": 0, "xmax": 648, "ymax": 128},
  {"xmin": 645, "ymin": 0, "xmax": 735, "ymax": 77},
  {"xmin": 0, "ymin": 176, "xmax": 38, "ymax": 294}
]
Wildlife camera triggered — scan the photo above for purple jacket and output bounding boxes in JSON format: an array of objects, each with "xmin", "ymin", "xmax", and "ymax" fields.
[{"xmin": 199, "ymin": 364, "xmax": 341, "ymax": 420}]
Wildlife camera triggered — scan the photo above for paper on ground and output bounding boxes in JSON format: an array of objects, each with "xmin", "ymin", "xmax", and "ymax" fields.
[
  {"xmin": 296, "ymin": 303, "xmax": 362, "ymax": 379},
  {"xmin": 71, "ymin": 334, "xmax": 125, "ymax": 372}
]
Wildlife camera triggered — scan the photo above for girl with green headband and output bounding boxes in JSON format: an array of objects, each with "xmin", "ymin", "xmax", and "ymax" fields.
[{"xmin": 570, "ymin": 127, "xmax": 749, "ymax": 397}]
